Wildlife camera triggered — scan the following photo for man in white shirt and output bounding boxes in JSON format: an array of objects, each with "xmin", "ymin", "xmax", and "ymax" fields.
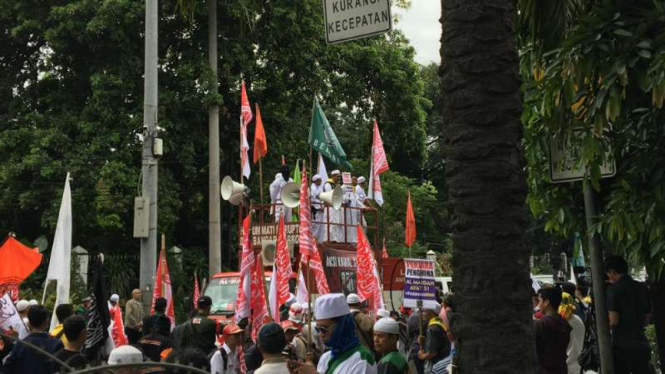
[
  {"xmin": 270, "ymin": 166, "xmax": 293, "ymax": 222},
  {"xmin": 310, "ymin": 174, "xmax": 324, "ymax": 241},
  {"xmin": 210, "ymin": 324, "xmax": 243, "ymax": 374},
  {"xmin": 325, "ymin": 170, "xmax": 344, "ymax": 242},
  {"xmin": 289, "ymin": 293, "xmax": 377, "ymax": 374}
]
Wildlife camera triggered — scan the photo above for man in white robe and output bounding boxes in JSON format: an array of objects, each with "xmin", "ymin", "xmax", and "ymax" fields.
[
  {"xmin": 270, "ymin": 166, "xmax": 293, "ymax": 222},
  {"xmin": 310, "ymin": 174, "xmax": 324, "ymax": 241},
  {"xmin": 325, "ymin": 170, "xmax": 344, "ymax": 242}
]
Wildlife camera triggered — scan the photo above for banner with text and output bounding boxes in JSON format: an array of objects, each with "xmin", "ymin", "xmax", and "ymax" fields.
[{"xmin": 402, "ymin": 259, "xmax": 437, "ymax": 309}]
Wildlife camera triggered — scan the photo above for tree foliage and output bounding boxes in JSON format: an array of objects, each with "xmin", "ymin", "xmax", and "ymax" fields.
[
  {"xmin": 0, "ymin": 0, "xmax": 430, "ymax": 273},
  {"xmin": 519, "ymin": 0, "xmax": 665, "ymax": 277}
]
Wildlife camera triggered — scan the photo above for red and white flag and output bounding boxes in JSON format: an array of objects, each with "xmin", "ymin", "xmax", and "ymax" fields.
[
  {"xmin": 152, "ymin": 248, "xmax": 175, "ymax": 329},
  {"xmin": 237, "ymin": 345, "xmax": 247, "ymax": 374},
  {"xmin": 356, "ymin": 226, "xmax": 381, "ymax": 316},
  {"xmin": 298, "ymin": 165, "xmax": 330, "ymax": 294},
  {"xmin": 269, "ymin": 215, "xmax": 293, "ymax": 322},
  {"xmin": 193, "ymin": 274, "xmax": 200, "ymax": 309},
  {"xmin": 368, "ymin": 120, "xmax": 389, "ymax": 206},
  {"xmin": 240, "ymin": 80, "xmax": 253, "ymax": 179},
  {"xmin": 250, "ymin": 257, "xmax": 268, "ymax": 341},
  {"xmin": 235, "ymin": 215, "xmax": 253, "ymax": 322},
  {"xmin": 109, "ymin": 304, "xmax": 128, "ymax": 347}
]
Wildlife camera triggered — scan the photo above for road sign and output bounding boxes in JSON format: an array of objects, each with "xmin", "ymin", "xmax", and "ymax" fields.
[
  {"xmin": 549, "ymin": 136, "xmax": 616, "ymax": 183},
  {"xmin": 322, "ymin": 0, "xmax": 392, "ymax": 44}
]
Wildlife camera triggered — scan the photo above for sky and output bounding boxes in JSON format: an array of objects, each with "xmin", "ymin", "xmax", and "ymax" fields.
[{"xmin": 393, "ymin": 1, "xmax": 442, "ymax": 66}]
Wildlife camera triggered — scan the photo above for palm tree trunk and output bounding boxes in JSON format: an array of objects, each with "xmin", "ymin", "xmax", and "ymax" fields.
[{"xmin": 439, "ymin": 0, "xmax": 535, "ymax": 373}]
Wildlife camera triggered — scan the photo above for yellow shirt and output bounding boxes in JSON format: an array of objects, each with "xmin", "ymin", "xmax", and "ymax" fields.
[{"xmin": 50, "ymin": 324, "xmax": 68, "ymax": 344}]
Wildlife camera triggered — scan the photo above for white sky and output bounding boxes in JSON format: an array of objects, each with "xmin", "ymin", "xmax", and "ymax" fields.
[{"xmin": 393, "ymin": 1, "xmax": 442, "ymax": 66}]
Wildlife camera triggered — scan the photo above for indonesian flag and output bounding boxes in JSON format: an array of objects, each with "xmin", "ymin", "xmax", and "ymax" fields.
[
  {"xmin": 368, "ymin": 120, "xmax": 389, "ymax": 206},
  {"xmin": 356, "ymin": 226, "xmax": 381, "ymax": 316},
  {"xmin": 269, "ymin": 215, "xmax": 293, "ymax": 322},
  {"xmin": 382, "ymin": 238, "xmax": 389, "ymax": 259},
  {"xmin": 109, "ymin": 305, "xmax": 128, "ymax": 347},
  {"xmin": 193, "ymin": 274, "xmax": 200, "ymax": 309},
  {"xmin": 253, "ymin": 103, "xmax": 267, "ymax": 163},
  {"xmin": 240, "ymin": 80, "xmax": 253, "ymax": 178},
  {"xmin": 250, "ymin": 256, "xmax": 268, "ymax": 341},
  {"xmin": 298, "ymin": 165, "xmax": 329, "ymax": 294},
  {"xmin": 235, "ymin": 215, "xmax": 253, "ymax": 322},
  {"xmin": 405, "ymin": 190, "xmax": 417, "ymax": 248},
  {"xmin": 152, "ymin": 248, "xmax": 175, "ymax": 329}
]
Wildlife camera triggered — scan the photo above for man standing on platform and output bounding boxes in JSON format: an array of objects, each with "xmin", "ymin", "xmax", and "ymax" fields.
[
  {"xmin": 311, "ymin": 174, "xmax": 324, "ymax": 241},
  {"xmin": 124, "ymin": 289, "xmax": 144, "ymax": 344}
]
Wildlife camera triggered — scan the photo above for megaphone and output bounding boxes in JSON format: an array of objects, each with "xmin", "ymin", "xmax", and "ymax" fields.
[
  {"xmin": 319, "ymin": 186, "xmax": 343, "ymax": 210},
  {"xmin": 280, "ymin": 182, "xmax": 300, "ymax": 208},
  {"xmin": 221, "ymin": 176, "xmax": 246, "ymax": 201}
]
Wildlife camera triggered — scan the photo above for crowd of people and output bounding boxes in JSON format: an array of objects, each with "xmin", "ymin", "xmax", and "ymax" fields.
[
  {"xmin": 270, "ymin": 165, "xmax": 369, "ymax": 243},
  {"xmin": 0, "ymin": 255, "xmax": 655, "ymax": 374}
]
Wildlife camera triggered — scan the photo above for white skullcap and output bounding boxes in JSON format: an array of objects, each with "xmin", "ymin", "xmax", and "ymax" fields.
[
  {"xmin": 28, "ymin": 299, "xmax": 38, "ymax": 306},
  {"xmin": 357, "ymin": 176, "xmax": 366, "ymax": 184},
  {"xmin": 423, "ymin": 302, "xmax": 442, "ymax": 315},
  {"xmin": 346, "ymin": 293, "xmax": 360, "ymax": 305},
  {"xmin": 15, "ymin": 300, "xmax": 29, "ymax": 312},
  {"xmin": 377, "ymin": 309, "xmax": 390, "ymax": 318},
  {"xmin": 374, "ymin": 317, "xmax": 399, "ymax": 335},
  {"xmin": 331, "ymin": 170, "xmax": 340, "ymax": 176},
  {"xmin": 312, "ymin": 174, "xmax": 321, "ymax": 182},
  {"xmin": 108, "ymin": 345, "xmax": 143, "ymax": 365},
  {"xmin": 315, "ymin": 293, "xmax": 350, "ymax": 320},
  {"xmin": 110, "ymin": 294, "xmax": 120, "ymax": 302}
]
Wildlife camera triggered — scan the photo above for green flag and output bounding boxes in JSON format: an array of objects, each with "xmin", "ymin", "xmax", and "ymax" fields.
[
  {"xmin": 308, "ymin": 100, "xmax": 352, "ymax": 169},
  {"xmin": 292, "ymin": 159, "xmax": 301, "ymax": 222}
]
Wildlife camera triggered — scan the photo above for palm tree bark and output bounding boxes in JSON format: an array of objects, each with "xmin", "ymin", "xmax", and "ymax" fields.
[{"xmin": 439, "ymin": 0, "xmax": 535, "ymax": 373}]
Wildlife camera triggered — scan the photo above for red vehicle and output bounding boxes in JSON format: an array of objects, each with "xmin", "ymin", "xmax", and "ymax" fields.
[{"xmin": 203, "ymin": 271, "xmax": 273, "ymax": 326}]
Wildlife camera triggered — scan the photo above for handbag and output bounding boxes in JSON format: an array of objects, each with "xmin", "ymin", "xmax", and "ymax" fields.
[{"xmin": 578, "ymin": 303, "xmax": 600, "ymax": 372}]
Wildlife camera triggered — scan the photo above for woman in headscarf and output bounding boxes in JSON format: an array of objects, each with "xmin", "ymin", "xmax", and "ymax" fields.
[
  {"xmin": 290, "ymin": 294, "xmax": 377, "ymax": 374},
  {"xmin": 559, "ymin": 292, "xmax": 585, "ymax": 374}
]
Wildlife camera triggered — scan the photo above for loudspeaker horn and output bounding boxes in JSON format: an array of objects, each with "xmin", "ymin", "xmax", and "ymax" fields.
[
  {"xmin": 221, "ymin": 176, "xmax": 245, "ymax": 201},
  {"xmin": 280, "ymin": 182, "xmax": 300, "ymax": 208},
  {"xmin": 319, "ymin": 186, "xmax": 343, "ymax": 210}
]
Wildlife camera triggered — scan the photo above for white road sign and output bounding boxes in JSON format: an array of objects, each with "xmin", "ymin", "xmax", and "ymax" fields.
[
  {"xmin": 549, "ymin": 136, "xmax": 616, "ymax": 183},
  {"xmin": 322, "ymin": 0, "xmax": 392, "ymax": 44}
]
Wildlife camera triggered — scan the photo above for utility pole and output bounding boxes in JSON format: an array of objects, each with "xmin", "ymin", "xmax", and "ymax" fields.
[
  {"xmin": 583, "ymin": 182, "xmax": 614, "ymax": 374},
  {"xmin": 208, "ymin": 0, "xmax": 222, "ymax": 277},
  {"xmin": 140, "ymin": 0, "xmax": 159, "ymax": 311}
]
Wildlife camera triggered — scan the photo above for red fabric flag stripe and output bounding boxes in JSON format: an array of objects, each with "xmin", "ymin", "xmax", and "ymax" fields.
[
  {"xmin": 372, "ymin": 120, "xmax": 389, "ymax": 175},
  {"xmin": 405, "ymin": 191, "xmax": 417, "ymax": 248},
  {"xmin": 253, "ymin": 103, "xmax": 267, "ymax": 163},
  {"xmin": 275, "ymin": 215, "xmax": 293, "ymax": 306}
]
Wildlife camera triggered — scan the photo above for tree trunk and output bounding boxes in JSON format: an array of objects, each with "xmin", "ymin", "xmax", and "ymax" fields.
[{"xmin": 439, "ymin": 1, "xmax": 535, "ymax": 373}]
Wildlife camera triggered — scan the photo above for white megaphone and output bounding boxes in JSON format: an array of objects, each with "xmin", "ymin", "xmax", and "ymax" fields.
[
  {"xmin": 280, "ymin": 182, "xmax": 301, "ymax": 208},
  {"xmin": 319, "ymin": 186, "xmax": 343, "ymax": 210},
  {"xmin": 221, "ymin": 176, "xmax": 246, "ymax": 201}
]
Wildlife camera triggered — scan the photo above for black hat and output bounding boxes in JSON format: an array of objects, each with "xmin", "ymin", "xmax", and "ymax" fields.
[
  {"xmin": 258, "ymin": 322, "xmax": 287, "ymax": 355},
  {"xmin": 197, "ymin": 296, "xmax": 212, "ymax": 309}
]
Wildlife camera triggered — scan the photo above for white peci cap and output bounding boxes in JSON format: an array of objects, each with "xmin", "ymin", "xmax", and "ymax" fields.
[
  {"xmin": 377, "ymin": 309, "xmax": 390, "ymax": 318},
  {"xmin": 331, "ymin": 170, "xmax": 340, "ymax": 176},
  {"xmin": 357, "ymin": 176, "xmax": 366, "ymax": 184},
  {"xmin": 15, "ymin": 300, "xmax": 29, "ymax": 312},
  {"xmin": 312, "ymin": 174, "xmax": 322, "ymax": 182},
  {"xmin": 315, "ymin": 294, "xmax": 351, "ymax": 320},
  {"xmin": 110, "ymin": 294, "xmax": 120, "ymax": 302},
  {"xmin": 374, "ymin": 317, "xmax": 399, "ymax": 335},
  {"xmin": 28, "ymin": 300, "xmax": 38, "ymax": 306},
  {"xmin": 108, "ymin": 345, "xmax": 143, "ymax": 365},
  {"xmin": 346, "ymin": 293, "xmax": 361, "ymax": 305},
  {"xmin": 423, "ymin": 302, "xmax": 442, "ymax": 315}
]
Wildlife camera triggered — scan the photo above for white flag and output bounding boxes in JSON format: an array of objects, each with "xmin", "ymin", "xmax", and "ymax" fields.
[
  {"xmin": 296, "ymin": 271, "xmax": 308, "ymax": 306},
  {"xmin": 317, "ymin": 153, "xmax": 328, "ymax": 184},
  {"xmin": 268, "ymin": 263, "xmax": 279, "ymax": 322},
  {"xmin": 45, "ymin": 173, "xmax": 72, "ymax": 331}
]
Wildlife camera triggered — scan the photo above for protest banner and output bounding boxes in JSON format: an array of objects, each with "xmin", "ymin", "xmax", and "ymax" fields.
[
  {"xmin": 402, "ymin": 259, "xmax": 437, "ymax": 309},
  {"xmin": 0, "ymin": 293, "xmax": 23, "ymax": 332}
]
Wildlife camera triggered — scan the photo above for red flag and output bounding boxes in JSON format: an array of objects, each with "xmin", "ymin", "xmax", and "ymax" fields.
[
  {"xmin": 0, "ymin": 236, "xmax": 42, "ymax": 302},
  {"xmin": 382, "ymin": 238, "xmax": 389, "ymax": 259},
  {"xmin": 109, "ymin": 305, "xmax": 128, "ymax": 347},
  {"xmin": 235, "ymin": 215, "xmax": 253, "ymax": 322},
  {"xmin": 253, "ymin": 104, "xmax": 268, "ymax": 163},
  {"xmin": 250, "ymin": 256, "xmax": 268, "ymax": 341},
  {"xmin": 298, "ymin": 166, "xmax": 329, "ymax": 294},
  {"xmin": 369, "ymin": 120, "xmax": 389, "ymax": 206},
  {"xmin": 240, "ymin": 80, "xmax": 252, "ymax": 178},
  {"xmin": 357, "ymin": 226, "xmax": 379, "ymax": 315},
  {"xmin": 405, "ymin": 191, "xmax": 417, "ymax": 248},
  {"xmin": 237, "ymin": 345, "xmax": 247, "ymax": 374},
  {"xmin": 152, "ymin": 248, "xmax": 175, "ymax": 329},
  {"xmin": 193, "ymin": 274, "xmax": 200, "ymax": 309},
  {"xmin": 269, "ymin": 215, "xmax": 293, "ymax": 321}
]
